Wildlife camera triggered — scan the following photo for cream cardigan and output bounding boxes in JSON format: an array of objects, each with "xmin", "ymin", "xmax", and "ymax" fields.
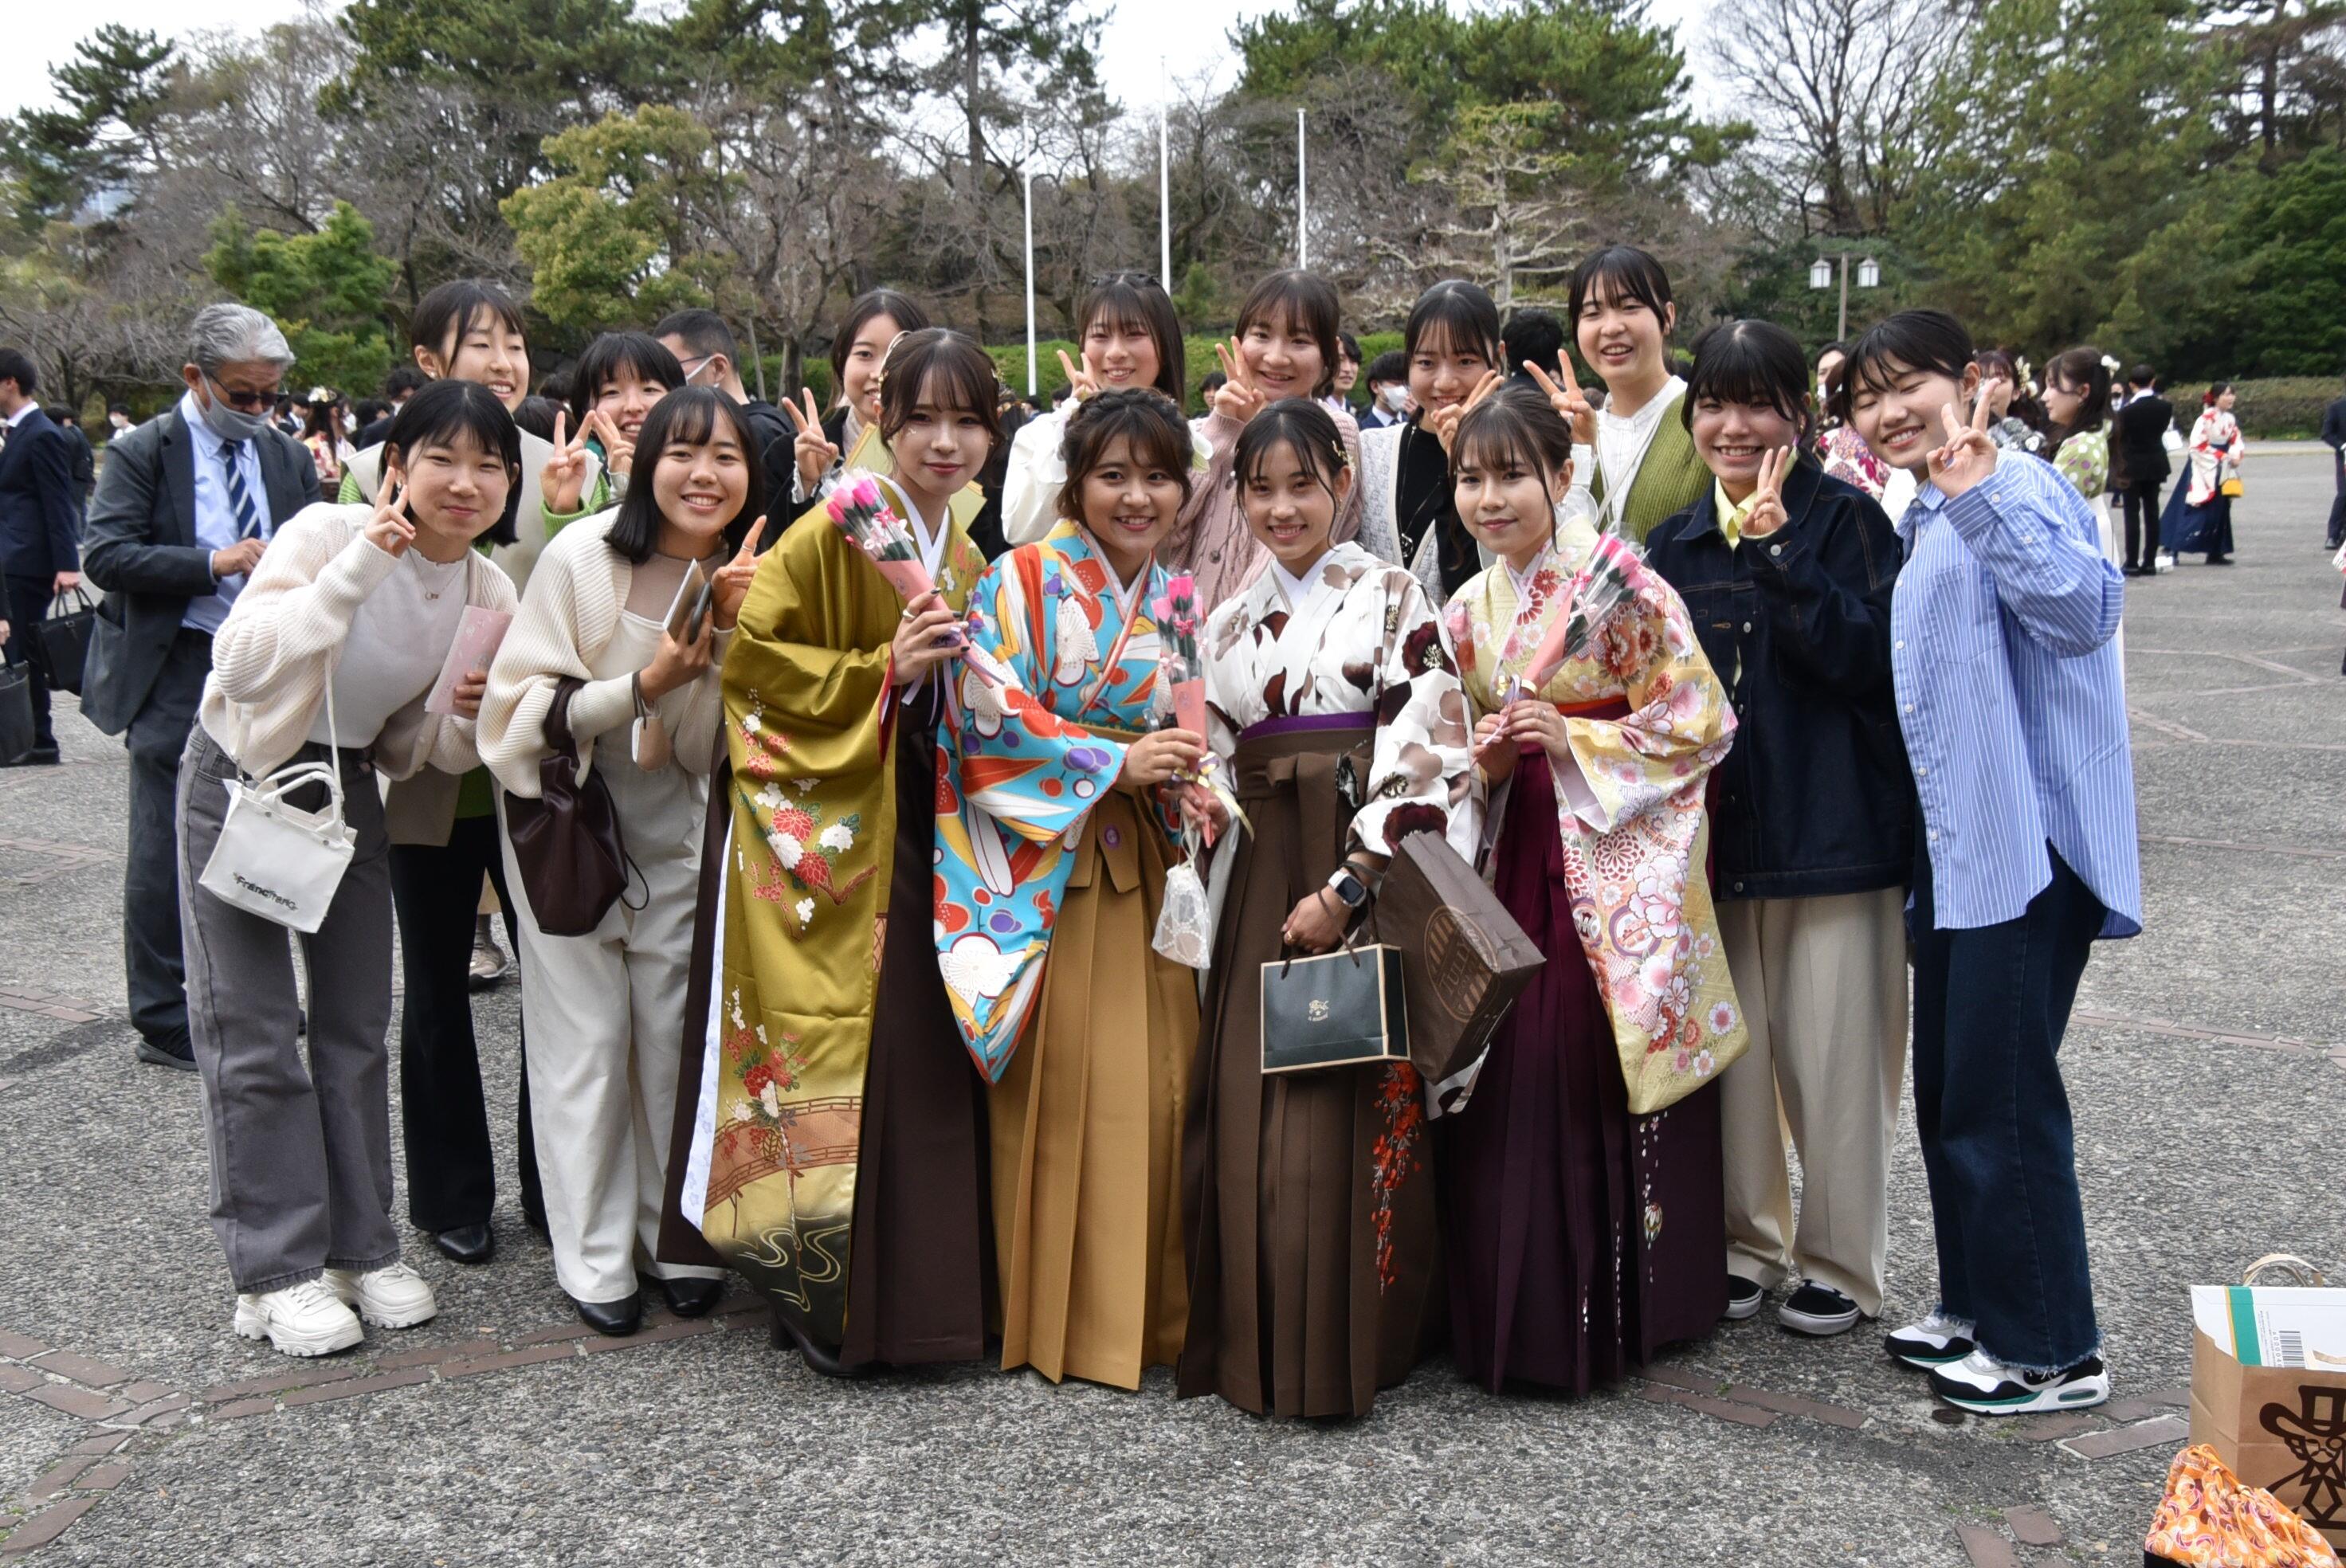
[
  {"xmin": 200, "ymin": 502, "xmax": 518, "ymax": 781},
  {"xmin": 477, "ymin": 512, "xmax": 732, "ymax": 798}
]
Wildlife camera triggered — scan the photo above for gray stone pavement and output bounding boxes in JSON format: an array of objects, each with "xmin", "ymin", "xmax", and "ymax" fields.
[{"xmin": 1, "ymin": 453, "xmax": 2340, "ymax": 1566}]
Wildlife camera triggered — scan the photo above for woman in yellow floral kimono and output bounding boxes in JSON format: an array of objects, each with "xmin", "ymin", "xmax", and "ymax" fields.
[
  {"xmin": 661, "ymin": 330, "xmax": 1002, "ymax": 1374},
  {"xmin": 1438, "ymin": 384, "xmax": 1744, "ymax": 1394},
  {"xmin": 936, "ymin": 389, "xmax": 1210, "ymax": 1390}
]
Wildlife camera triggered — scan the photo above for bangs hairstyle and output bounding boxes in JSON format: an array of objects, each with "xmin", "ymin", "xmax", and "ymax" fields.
[
  {"xmin": 567, "ymin": 332, "xmax": 686, "ymax": 429},
  {"xmin": 1055, "ymin": 388, "xmax": 1195, "ymax": 524},
  {"xmin": 2204, "ymin": 381, "xmax": 2234, "ymax": 406},
  {"xmin": 1079, "ymin": 272, "xmax": 1185, "ymax": 401},
  {"xmin": 383, "ymin": 379, "xmax": 524, "ymax": 547},
  {"xmin": 876, "ymin": 328, "xmax": 1006, "ymax": 450},
  {"xmin": 1234, "ymin": 270, "xmax": 1343, "ymax": 398},
  {"xmin": 1454, "ymin": 381, "xmax": 1576, "ymax": 499},
  {"xmin": 2042, "ymin": 347, "xmax": 2113, "ymax": 438},
  {"xmin": 1831, "ymin": 309, "xmax": 1975, "ymax": 425},
  {"xmin": 410, "ymin": 280, "xmax": 527, "ymax": 359},
  {"xmin": 1232, "ymin": 397, "xmax": 1350, "ymax": 508},
  {"xmin": 832, "ymin": 288, "xmax": 931, "ymax": 388},
  {"xmin": 1404, "ymin": 280, "xmax": 1502, "ymax": 367},
  {"xmin": 1567, "ymin": 244, "xmax": 1673, "ymax": 326},
  {"xmin": 1683, "ymin": 319, "xmax": 1814, "ymax": 442},
  {"xmin": 604, "ymin": 387, "xmax": 767, "ymax": 566}
]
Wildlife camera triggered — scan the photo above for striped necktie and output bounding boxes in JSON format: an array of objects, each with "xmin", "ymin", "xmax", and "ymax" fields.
[{"xmin": 219, "ymin": 440, "xmax": 264, "ymax": 540}]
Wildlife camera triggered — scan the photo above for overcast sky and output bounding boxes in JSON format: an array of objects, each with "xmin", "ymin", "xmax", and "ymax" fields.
[{"xmin": 11, "ymin": 0, "xmax": 1719, "ymax": 119}]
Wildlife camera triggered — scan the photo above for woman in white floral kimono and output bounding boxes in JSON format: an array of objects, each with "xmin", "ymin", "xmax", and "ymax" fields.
[
  {"xmin": 1176, "ymin": 400, "xmax": 1473, "ymax": 1420},
  {"xmin": 1439, "ymin": 384, "xmax": 1744, "ymax": 1394}
]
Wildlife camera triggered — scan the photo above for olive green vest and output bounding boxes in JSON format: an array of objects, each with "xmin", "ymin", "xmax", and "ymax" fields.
[{"xmin": 1591, "ymin": 410, "xmax": 1712, "ymax": 548}]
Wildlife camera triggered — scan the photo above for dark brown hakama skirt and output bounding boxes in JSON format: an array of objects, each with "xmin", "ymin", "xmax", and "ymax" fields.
[{"xmin": 1177, "ymin": 715, "xmax": 1440, "ymax": 1419}]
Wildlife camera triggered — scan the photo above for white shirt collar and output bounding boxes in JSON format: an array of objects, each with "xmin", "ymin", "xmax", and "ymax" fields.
[{"xmin": 4, "ymin": 403, "xmax": 37, "ymax": 429}]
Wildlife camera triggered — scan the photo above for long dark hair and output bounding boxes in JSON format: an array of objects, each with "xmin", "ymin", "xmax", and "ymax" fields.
[
  {"xmin": 1077, "ymin": 273, "xmax": 1185, "ymax": 402},
  {"xmin": 1054, "ymin": 388, "xmax": 1194, "ymax": 526},
  {"xmin": 832, "ymin": 289, "xmax": 932, "ymax": 398},
  {"xmin": 2042, "ymin": 347, "xmax": 2113, "ymax": 445},
  {"xmin": 1403, "ymin": 280, "xmax": 1503, "ymax": 384},
  {"xmin": 603, "ymin": 387, "xmax": 767, "ymax": 565},
  {"xmin": 382, "ymin": 379, "xmax": 524, "ymax": 546}
]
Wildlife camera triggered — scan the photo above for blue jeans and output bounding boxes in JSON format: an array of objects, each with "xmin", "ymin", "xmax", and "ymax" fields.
[{"xmin": 1910, "ymin": 844, "xmax": 2104, "ymax": 1373}]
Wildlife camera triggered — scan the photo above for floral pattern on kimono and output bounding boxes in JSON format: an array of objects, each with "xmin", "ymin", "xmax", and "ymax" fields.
[
  {"xmin": 933, "ymin": 522, "xmax": 1183, "ymax": 1082},
  {"xmin": 2054, "ymin": 427, "xmax": 2109, "ymax": 500},
  {"xmin": 1443, "ymin": 515, "xmax": 1746, "ymax": 1115},
  {"xmin": 1202, "ymin": 541, "xmax": 1473, "ymax": 855},
  {"xmin": 1817, "ymin": 425, "xmax": 1889, "ymax": 502},
  {"xmin": 2187, "ymin": 408, "xmax": 2241, "ymax": 506}
]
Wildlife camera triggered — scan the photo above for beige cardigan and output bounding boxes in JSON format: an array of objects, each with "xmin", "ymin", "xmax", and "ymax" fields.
[
  {"xmin": 477, "ymin": 512, "xmax": 731, "ymax": 798},
  {"xmin": 200, "ymin": 502, "xmax": 518, "ymax": 781}
]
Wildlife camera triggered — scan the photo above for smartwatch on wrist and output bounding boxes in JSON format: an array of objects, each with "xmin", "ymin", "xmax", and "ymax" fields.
[{"xmin": 1326, "ymin": 865, "xmax": 1371, "ymax": 911}]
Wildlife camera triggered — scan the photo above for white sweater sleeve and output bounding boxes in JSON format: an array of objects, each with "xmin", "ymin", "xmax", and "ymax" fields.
[{"xmin": 1002, "ymin": 410, "xmax": 1070, "ymax": 547}]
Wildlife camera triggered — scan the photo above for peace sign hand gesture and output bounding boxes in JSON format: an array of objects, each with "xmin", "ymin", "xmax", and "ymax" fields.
[
  {"xmin": 584, "ymin": 407, "xmax": 634, "ymax": 479},
  {"xmin": 1739, "ymin": 447, "xmax": 1794, "ymax": 539},
  {"xmin": 710, "ymin": 516, "xmax": 767, "ymax": 632},
  {"xmin": 539, "ymin": 410, "xmax": 591, "ymax": 515},
  {"xmin": 363, "ymin": 475, "xmax": 417, "ymax": 559},
  {"xmin": 1931, "ymin": 385, "xmax": 2001, "ymax": 499},
  {"xmin": 1209, "ymin": 339, "xmax": 1267, "ymax": 426},
  {"xmin": 1430, "ymin": 370, "xmax": 1505, "ymax": 455},
  {"xmin": 1524, "ymin": 360, "xmax": 1597, "ymax": 445},
  {"xmin": 1055, "ymin": 348, "xmax": 1100, "ymax": 404},
  {"xmin": 782, "ymin": 388, "xmax": 841, "ymax": 493}
]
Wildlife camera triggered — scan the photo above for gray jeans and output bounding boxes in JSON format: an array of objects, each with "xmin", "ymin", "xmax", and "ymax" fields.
[
  {"xmin": 177, "ymin": 723, "xmax": 399, "ymax": 1293},
  {"xmin": 124, "ymin": 629, "xmax": 211, "ymax": 1048}
]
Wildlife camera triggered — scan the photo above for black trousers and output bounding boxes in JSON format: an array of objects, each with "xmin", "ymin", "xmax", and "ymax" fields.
[
  {"xmin": 124, "ymin": 628, "xmax": 212, "ymax": 1047},
  {"xmin": 2328, "ymin": 453, "xmax": 2344, "ymax": 548},
  {"xmin": 2120, "ymin": 480, "xmax": 2163, "ymax": 570},
  {"xmin": 2, "ymin": 575, "xmax": 57, "ymax": 748},
  {"xmin": 390, "ymin": 813, "xmax": 543, "ymax": 1233}
]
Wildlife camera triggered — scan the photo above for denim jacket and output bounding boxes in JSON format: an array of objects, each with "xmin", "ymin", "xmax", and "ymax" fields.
[{"xmin": 1643, "ymin": 460, "xmax": 1913, "ymax": 900}]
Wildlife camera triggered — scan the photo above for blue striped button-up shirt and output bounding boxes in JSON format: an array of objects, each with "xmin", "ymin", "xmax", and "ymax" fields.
[{"xmin": 1892, "ymin": 452, "xmax": 2141, "ymax": 937}]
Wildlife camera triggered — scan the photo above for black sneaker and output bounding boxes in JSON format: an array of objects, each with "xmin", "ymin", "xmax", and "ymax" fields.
[
  {"xmin": 1885, "ymin": 1312, "xmax": 1975, "ymax": 1370},
  {"xmin": 1928, "ymin": 1349, "xmax": 2110, "ymax": 1415},
  {"xmin": 1722, "ymin": 1276, "xmax": 1763, "ymax": 1322},
  {"xmin": 1777, "ymin": 1283, "xmax": 1862, "ymax": 1337},
  {"xmin": 136, "ymin": 1032, "xmax": 198, "ymax": 1072}
]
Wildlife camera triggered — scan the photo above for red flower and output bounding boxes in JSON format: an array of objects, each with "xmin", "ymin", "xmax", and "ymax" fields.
[
  {"xmin": 771, "ymin": 805, "xmax": 815, "ymax": 840},
  {"xmin": 743, "ymin": 1061, "xmax": 774, "ymax": 1096}
]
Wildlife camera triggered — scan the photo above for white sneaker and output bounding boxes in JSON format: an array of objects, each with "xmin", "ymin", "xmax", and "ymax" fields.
[
  {"xmin": 324, "ymin": 1262, "xmax": 439, "ymax": 1329},
  {"xmin": 233, "ymin": 1279, "xmax": 364, "ymax": 1358},
  {"xmin": 1929, "ymin": 1347, "xmax": 2109, "ymax": 1415}
]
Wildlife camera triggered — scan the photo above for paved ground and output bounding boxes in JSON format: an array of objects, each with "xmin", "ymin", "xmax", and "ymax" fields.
[{"xmin": 1, "ymin": 449, "xmax": 2340, "ymax": 1566}]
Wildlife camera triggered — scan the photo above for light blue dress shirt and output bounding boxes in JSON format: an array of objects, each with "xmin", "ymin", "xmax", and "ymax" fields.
[
  {"xmin": 179, "ymin": 390, "xmax": 274, "ymax": 635},
  {"xmin": 1891, "ymin": 451, "xmax": 2142, "ymax": 938}
]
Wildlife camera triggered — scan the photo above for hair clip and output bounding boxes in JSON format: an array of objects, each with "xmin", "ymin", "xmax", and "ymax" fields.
[{"xmin": 870, "ymin": 330, "xmax": 912, "ymax": 401}]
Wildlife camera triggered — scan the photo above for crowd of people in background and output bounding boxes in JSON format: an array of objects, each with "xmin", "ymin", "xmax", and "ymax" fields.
[{"xmin": 1, "ymin": 244, "xmax": 2340, "ymax": 1429}]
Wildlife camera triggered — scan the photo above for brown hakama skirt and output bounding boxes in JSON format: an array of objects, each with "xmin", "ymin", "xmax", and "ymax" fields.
[
  {"xmin": 989, "ymin": 778, "xmax": 1196, "ymax": 1389},
  {"xmin": 1177, "ymin": 715, "xmax": 1439, "ymax": 1419}
]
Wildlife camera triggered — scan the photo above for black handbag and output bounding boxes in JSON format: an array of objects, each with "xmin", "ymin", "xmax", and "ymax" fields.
[
  {"xmin": 35, "ymin": 587, "xmax": 96, "ymax": 696},
  {"xmin": 501, "ymin": 675, "xmax": 636, "ymax": 936},
  {"xmin": 0, "ymin": 654, "xmax": 33, "ymax": 765},
  {"xmin": 1260, "ymin": 939, "xmax": 1410, "ymax": 1075}
]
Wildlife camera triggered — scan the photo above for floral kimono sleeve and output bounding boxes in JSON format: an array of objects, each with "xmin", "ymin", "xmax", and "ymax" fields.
[
  {"xmin": 1558, "ymin": 572, "xmax": 1736, "ymax": 833},
  {"xmin": 940, "ymin": 556, "xmax": 1130, "ymax": 849},
  {"xmin": 1352, "ymin": 570, "xmax": 1473, "ymax": 856}
]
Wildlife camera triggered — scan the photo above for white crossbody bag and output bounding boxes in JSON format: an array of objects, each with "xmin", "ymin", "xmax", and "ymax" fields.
[{"xmin": 198, "ymin": 668, "xmax": 356, "ymax": 934}]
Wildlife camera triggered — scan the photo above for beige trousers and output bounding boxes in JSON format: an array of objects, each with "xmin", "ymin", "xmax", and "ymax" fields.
[{"xmin": 1716, "ymin": 887, "xmax": 1908, "ymax": 1315}]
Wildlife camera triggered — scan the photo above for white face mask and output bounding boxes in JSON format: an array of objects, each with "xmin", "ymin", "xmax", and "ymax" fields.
[{"xmin": 1381, "ymin": 385, "xmax": 1411, "ymax": 412}]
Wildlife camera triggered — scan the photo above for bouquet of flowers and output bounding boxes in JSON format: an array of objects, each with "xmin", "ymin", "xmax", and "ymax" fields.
[
  {"xmin": 1476, "ymin": 533, "xmax": 1647, "ymax": 766},
  {"xmin": 827, "ymin": 471, "xmax": 1010, "ymax": 688},
  {"xmin": 1151, "ymin": 572, "xmax": 1246, "ymax": 845}
]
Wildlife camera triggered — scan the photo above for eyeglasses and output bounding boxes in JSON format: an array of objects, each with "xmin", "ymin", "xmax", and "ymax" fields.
[{"xmin": 205, "ymin": 373, "xmax": 278, "ymax": 412}]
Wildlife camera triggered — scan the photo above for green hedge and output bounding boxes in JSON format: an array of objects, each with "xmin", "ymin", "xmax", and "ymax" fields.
[{"xmin": 2230, "ymin": 377, "xmax": 2341, "ymax": 439}]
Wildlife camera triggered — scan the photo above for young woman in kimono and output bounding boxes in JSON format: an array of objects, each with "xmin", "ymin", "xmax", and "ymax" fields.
[
  {"xmin": 1177, "ymin": 399, "xmax": 1473, "ymax": 1420},
  {"xmin": 2161, "ymin": 382, "xmax": 2242, "ymax": 563},
  {"xmin": 935, "ymin": 389, "xmax": 1210, "ymax": 1389},
  {"xmin": 1164, "ymin": 272, "xmax": 1372, "ymax": 610},
  {"xmin": 1439, "ymin": 382, "xmax": 1743, "ymax": 1394},
  {"xmin": 1358, "ymin": 279, "xmax": 1504, "ymax": 598},
  {"xmin": 663, "ymin": 329, "xmax": 999, "ymax": 1375},
  {"xmin": 1547, "ymin": 246, "xmax": 1711, "ymax": 547}
]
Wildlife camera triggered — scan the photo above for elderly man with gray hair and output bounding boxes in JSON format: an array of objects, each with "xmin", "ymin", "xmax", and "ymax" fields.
[{"xmin": 82, "ymin": 301, "xmax": 320, "ymax": 1072}]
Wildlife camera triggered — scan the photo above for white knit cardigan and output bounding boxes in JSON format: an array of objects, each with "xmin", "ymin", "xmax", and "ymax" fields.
[
  {"xmin": 477, "ymin": 512, "xmax": 732, "ymax": 798},
  {"xmin": 200, "ymin": 502, "xmax": 516, "ymax": 782}
]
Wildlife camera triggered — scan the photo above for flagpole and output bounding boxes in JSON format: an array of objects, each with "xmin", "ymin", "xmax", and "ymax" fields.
[
  {"xmin": 1159, "ymin": 98, "xmax": 1171, "ymax": 290},
  {"xmin": 1296, "ymin": 108, "xmax": 1308, "ymax": 269},
  {"xmin": 1023, "ymin": 163, "xmax": 1038, "ymax": 397}
]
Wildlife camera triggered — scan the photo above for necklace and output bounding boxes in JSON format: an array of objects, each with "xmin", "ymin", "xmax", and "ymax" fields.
[{"xmin": 410, "ymin": 548, "xmax": 465, "ymax": 602}]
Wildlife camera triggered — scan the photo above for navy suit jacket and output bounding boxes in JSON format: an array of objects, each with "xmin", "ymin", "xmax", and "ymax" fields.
[
  {"xmin": 79, "ymin": 408, "xmax": 320, "ymax": 734},
  {"xmin": 0, "ymin": 408, "xmax": 83, "ymax": 581}
]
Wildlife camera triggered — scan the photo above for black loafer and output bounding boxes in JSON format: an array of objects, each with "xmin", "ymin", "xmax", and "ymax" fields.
[
  {"xmin": 431, "ymin": 1224, "xmax": 494, "ymax": 1265},
  {"xmin": 573, "ymin": 1291, "xmax": 641, "ymax": 1337},
  {"xmin": 136, "ymin": 1033, "xmax": 198, "ymax": 1072},
  {"xmin": 656, "ymin": 1276, "xmax": 725, "ymax": 1319},
  {"xmin": 1722, "ymin": 1275, "xmax": 1764, "ymax": 1322},
  {"xmin": 770, "ymin": 1306, "xmax": 859, "ymax": 1377}
]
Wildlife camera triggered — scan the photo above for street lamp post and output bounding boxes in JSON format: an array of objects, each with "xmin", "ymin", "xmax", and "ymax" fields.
[
  {"xmin": 1809, "ymin": 253, "xmax": 1881, "ymax": 340},
  {"xmin": 1297, "ymin": 108, "xmax": 1308, "ymax": 269},
  {"xmin": 1159, "ymin": 96, "xmax": 1171, "ymax": 291}
]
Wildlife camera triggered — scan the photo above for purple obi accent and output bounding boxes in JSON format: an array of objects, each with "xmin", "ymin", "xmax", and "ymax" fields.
[
  {"xmin": 1236, "ymin": 711, "xmax": 1375, "ymax": 743},
  {"xmin": 1102, "ymin": 825, "xmax": 1122, "ymax": 849}
]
